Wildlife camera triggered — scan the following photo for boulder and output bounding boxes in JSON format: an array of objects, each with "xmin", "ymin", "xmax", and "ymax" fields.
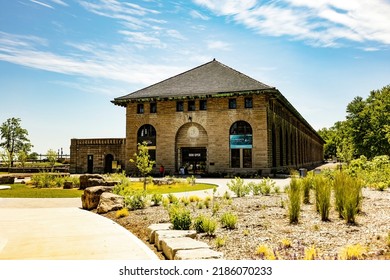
[
  {"xmin": 0, "ymin": 176, "xmax": 15, "ymax": 184},
  {"xmin": 97, "ymin": 192, "xmax": 124, "ymax": 214},
  {"xmin": 81, "ymin": 186, "xmax": 114, "ymax": 210},
  {"xmin": 79, "ymin": 174, "xmax": 105, "ymax": 190},
  {"xmin": 63, "ymin": 181, "xmax": 74, "ymax": 189}
]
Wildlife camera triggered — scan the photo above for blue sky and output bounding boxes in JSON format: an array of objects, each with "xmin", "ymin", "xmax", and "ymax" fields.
[{"xmin": 0, "ymin": 0, "xmax": 389, "ymax": 155}]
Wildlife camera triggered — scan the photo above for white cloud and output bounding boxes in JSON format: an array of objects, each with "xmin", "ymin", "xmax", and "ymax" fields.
[
  {"xmin": 30, "ymin": 0, "xmax": 54, "ymax": 9},
  {"xmin": 190, "ymin": 10, "xmax": 210, "ymax": 20},
  {"xmin": 193, "ymin": 0, "xmax": 390, "ymax": 48},
  {"xmin": 0, "ymin": 32, "xmax": 182, "ymax": 86},
  {"xmin": 207, "ymin": 40, "xmax": 231, "ymax": 51},
  {"xmin": 50, "ymin": 0, "xmax": 68, "ymax": 6}
]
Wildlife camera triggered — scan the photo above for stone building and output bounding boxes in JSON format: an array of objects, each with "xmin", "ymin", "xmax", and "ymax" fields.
[{"xmin": 70, "ymin": 59, "xmax": 324, "ymax": 175}]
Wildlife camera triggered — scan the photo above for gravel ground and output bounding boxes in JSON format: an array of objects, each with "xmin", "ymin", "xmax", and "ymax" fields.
[{"xmin": 102, "ymin": 187, "xmax": 390, "ymax": 260}]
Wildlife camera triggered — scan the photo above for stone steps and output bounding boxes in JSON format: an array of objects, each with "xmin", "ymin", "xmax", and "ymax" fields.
[{"xmin": 147, "ymin": 223, "xmax": 223, "ymax": 260}]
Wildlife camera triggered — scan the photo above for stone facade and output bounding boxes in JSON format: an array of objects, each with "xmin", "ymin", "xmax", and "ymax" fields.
[
  {"xmin": 123, "ymin": 94, "xmax": 323, "ymax": 176},
  {"xmin": 70, "ymin": 60, "xmax": 324, "ymax": 175},
  {"xmin": 70, "ymin": 138, "xmax": 126, "ymax": 174}
]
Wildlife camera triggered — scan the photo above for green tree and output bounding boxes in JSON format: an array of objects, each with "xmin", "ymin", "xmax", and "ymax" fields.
[
  {"xmin": 46, "ymin": 149, "xmax": 57, "ymax": 172},
  {"xmin": 17, "ymin": 150, "xmax": 28, "ymax": 171},
  {"xmin": 0, "ymin": 117, "xmax": 32, "ymax": 167},
  {"xmin": 130, "ymin": 141, "xmax": 155, "ymax": 191}
]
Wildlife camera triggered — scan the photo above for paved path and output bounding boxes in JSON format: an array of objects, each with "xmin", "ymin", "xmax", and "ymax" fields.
[
  {"xmin": 0, "ymin": 177, "xmax": 291, "ymax": 260},
  {"xmin": 0, "ymin": 198, "xmax": 159, "ymax": 260}
]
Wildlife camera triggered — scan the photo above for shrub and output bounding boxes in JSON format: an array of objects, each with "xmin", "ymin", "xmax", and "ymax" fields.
[
  {"xmin": 259, "ymin": 177, "xmax": 275, "ymax": 195},
  {"xmin": 151, "ymin": 193, "xmax": 163, "ymax": 206},
  {"xmin": 343, "ymin": 177, "xmax": 363, "ymax": 224},
  {"xmin": 125, "ymin": 191, "xmax": 149, "ymax": 210},
  {"xmin": 167, "ymin": 193, "xmax": 179, "ymax": 204},
  {"xmin": 301, "ymin": 175, "xmax": 313, "ymax": 204},
  {"xmin": 115, "ymin": 208, "xmax": 129, "ymax": 218},
  {"xmin": 220, "ymin": 212, "xmax": 238, "ymax": 229},
  {"xmin": 180, "ymin": 196, "xmax": 190, "ymax": 206},
  {"xmin": 227, "ymin": 177, "xmax": 250, "ymax": 197},
  {"xmin": 280, "ymin": 238, "xmax": 292, "ymax": 248},
  {"xmin": 255, "ymin": 244, "xmax": 276, "ymax": 260},
  {"xmin": 387, "ymin": 232, "xmax": 390, "ymax": 247},
  {"xmin": 215, "ymin": 236, "xmax": 226, "ymax": 248},
  {"xmin": 286, "ymin": 177, "xmax": 301, "ymax": 224},
  {"xmin": 222, "ymin": 191, "xmax": 231, "ymax": 200},
  {"xmin": 339, "ymin": 244, "xmax": 365, "ymax": 260},
  {"xmin": 189, "ymin": 195, "xmax": 201, "ymax": 202},
  {"xmin": 168, "ymin": 205, "xmax": 192, "ymax": 230},
  {"xmin": 313, "ymin": 175, "xmax": 331, "ymax": 221},
  {"xmin": 303, "ymin": 245, "xmax": 318, "ymax": 260},
  {"xmin": 193, "ymin": 214, "xmax": 217, "ymax": 235},
  {"xmin": 333, "ymin": 171, "xmax": 347, "ymax": 218},
  {"xmin": 248, "ymin": 182, "xmax": 261, "ymax": 196}
]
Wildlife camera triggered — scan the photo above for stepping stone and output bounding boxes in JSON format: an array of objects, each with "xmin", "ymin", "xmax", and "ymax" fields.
[
  {"xmin": 147, "ymin": 223, "xmax": 172, "ymax": 244},
  {"xmin": 161, "ymin": 237, "xmax": 209, "ymax": 260},
  {"xmin": 174, "ymin": 248, "xmax": 224, "ymax": 260},
  {"xmin": 155, "ymin": 230, "xmax": 197, "ymax": 251},
  {"xmin": 0, "ymin": 186, "xmax": 11, "ymax": 190}
]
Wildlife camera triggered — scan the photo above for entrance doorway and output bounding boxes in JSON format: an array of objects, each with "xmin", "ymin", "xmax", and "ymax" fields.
[
  {"xmin": 180, "ymin": 147, "xmax": 207, "ymax": 174},
  {"xmin": 104, "ymin": 154, "xmax": 114, "ymax": 173},
  {"xmin": 87, "ymin": 155, "xmax": 93, "ymax": 173}
]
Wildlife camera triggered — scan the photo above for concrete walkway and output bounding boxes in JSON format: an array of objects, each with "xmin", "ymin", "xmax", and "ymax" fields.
[
  {"xmin": 0, "ymin": 198, "xmax": 159, "ymax": 260},
  {"xmin": 0, "ymin": 177, "xmax": 291, "ymax": 260}
]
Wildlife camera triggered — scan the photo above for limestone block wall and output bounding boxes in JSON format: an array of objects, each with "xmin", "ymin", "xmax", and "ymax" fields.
[{"xmin": 70, "ymin": 138, "xmax": 126, "ymax": 174}]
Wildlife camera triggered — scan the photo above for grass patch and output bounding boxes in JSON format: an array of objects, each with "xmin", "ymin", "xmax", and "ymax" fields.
[
  {"xmin": 0, "ymin": 184, "xmax": 83, "ymax": 198},
  {"xmin": 115, "ymin": 181, "xmax": 216, "ymax": 195}
]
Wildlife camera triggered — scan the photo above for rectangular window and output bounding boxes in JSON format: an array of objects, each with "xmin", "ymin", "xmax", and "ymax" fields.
[
  {"xmin": 137, "ymin": 104, "xmax": 144, "ymax": 114},
  {"xmin": 150, "ymin": 102, "xmax": 157, "ymax": 113},
  {"xmin": 231, "ymin": 149, "xmax": 240, "ymax": 168},
  {"xmin": 243, "ymin": 149, "xmax": 252, "ymax": 168},
  {"xmin": 229, "ymin": 98, "xmax": 237, "ymax": 109},
  {"xmin": 245, "ymin": 97, "xmax": 253, "ymax": 108},
  {"xmin": 188, "ymin": 100, "xmax": 196, "ymax": 111},
  {"xmin": 199, "ymin": 100, "xmax": 207, "ymax": 110},
  {"xmin": 176, "ymin": 101, "xmax": 184, "ymax": 112}
]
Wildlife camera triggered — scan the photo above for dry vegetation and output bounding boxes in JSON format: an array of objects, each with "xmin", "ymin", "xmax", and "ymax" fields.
[{"xmin": 102, "ymin": 186, "xmax": 390, "ymax": 260}]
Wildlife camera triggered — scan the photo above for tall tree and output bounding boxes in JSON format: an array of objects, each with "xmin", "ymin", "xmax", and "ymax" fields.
[{"xmin": 0, "ymin": 117, "xmax": 32, "ymax": 167}]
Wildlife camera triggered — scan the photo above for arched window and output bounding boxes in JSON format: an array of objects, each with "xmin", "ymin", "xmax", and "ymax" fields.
[
  {"xmin": 137, "ymin": 124, "xmax": 156, "ymax": 161},
  {"xmin": 230, "ymin": 121, "xmax": 252, "ymax": 168}
]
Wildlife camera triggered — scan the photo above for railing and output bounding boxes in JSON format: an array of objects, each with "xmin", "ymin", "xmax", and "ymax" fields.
[{"xmin": 72, "ymin": 138, "xmax": 125, "ymax": 146}]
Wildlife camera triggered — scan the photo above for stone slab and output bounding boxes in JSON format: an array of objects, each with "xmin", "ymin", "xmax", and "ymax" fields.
[
  {"xmin": 174, "ymin": 248, "xmax": 224, "ymax": 260},
  {"xmin": 155, "ymin": 230, "xmax": 197, "ymax": 251},
  {"xmin": 0, "ymin": 186, "xmax": 11, "ymax": 190},
  {"xmin": 147, "ymin": 223, "xmax": 172, "ymax": 244},
  {"xmin": 161, "ymin": 237, "xmax": 209, "ymax": 260}
]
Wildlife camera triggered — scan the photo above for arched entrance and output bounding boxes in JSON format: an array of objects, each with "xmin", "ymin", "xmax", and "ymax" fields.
[
  {"xmin": 175, "ymin": 123, "xmax": 208, "ymax": 174},
  {"xmin": 104, "ymin": 154, "xmax": 114, "ymax": 173}
]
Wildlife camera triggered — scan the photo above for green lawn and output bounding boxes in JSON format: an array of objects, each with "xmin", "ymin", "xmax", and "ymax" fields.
[
  {"xmin": 0, "ymin": 182, "xmax": 216, "ymax": 198},
  {"xmin": 0, "ymin": 184, "xmax": 83, "ymax": 198},
  {"xmin": 124, "ymin": 182, "xmax": 216, "ymax": 194}
]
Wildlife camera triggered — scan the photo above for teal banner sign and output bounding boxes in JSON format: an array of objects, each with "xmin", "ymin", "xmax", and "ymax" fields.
[{"xmin": 230, "ymin": 134, "xmax": 252, "ymax": 149}]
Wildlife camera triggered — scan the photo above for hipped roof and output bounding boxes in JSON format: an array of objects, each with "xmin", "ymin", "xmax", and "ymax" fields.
[{"xmin": 112, "ymin": 59, "xmax": 274, "ymax": 105}]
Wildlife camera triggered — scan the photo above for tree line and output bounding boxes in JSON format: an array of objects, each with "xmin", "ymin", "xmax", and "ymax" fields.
[{"xmin": 318, "ymin": 84, "xmax": 390, "ymax": 162}]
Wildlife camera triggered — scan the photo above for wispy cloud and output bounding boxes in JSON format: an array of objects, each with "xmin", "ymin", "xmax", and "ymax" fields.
[
  {"xmin": 190, "ymin": 9, "xmax": 210, "ymax": 20},
  {"xmin": 193, "ymin": 0, "xmax": 390, "ymax": 48},
  {"xmin": 0, "ymin": 32, "xmax": 183, "ymax": 86},
  {"xmin": 207, "ymin": 40, "xmax": 231, "ymax": 51},
  {"xmin": 30, "ymin": 0, "xmax": 54, "ymax": 9}
]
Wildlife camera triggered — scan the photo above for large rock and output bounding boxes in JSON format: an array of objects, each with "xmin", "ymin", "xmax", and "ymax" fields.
[
  {"xmin": 161, "ymin": 237, "xmax": 209, "ymax": 260},
  {"xmin": 0, "ymin": 176, "xmax": 15, "ymax": 184},
  {"xmin": 79, "ymin": 174, "xmax": 119, "ymax": 190},
  {"xmin": 97, "ymin": 192, "xmax": 124, "ymax": 214},
  {"xmin": 79, "ymin": 174, "xmax": 105, "ymax": 190},
  {"xmin": 81, "ymin": 186, "xmax": 114, "ymax": 210},
  {"xmin": 174, "ymin": 248, "xmax": 224, "ymax": 260}
]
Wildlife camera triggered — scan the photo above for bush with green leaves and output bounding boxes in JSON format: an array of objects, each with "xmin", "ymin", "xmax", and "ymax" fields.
[
  {"xmin": 301, "ymin": 174, "xmax": 313, "ymax": 204},
  {"xmin": 31, "ymin": 173, "xmax": 64, "ymax": 188},
  {"xmin": 259, "ymin": 177, "xmax": 275, "ymax": 195},
  {"xmin": 227, "ymin": 177, "xmax": 250, "ymax": 197},
  {"xmin": 193, "ymin": 214, "xmax": 217, "ymax": 235},
  {"xmin": 287, "ymin": 177, "xmax": 301, "ymax": 224},
  {"xmin": 248, "ymin": 182, "xmax": 261, "ymax": 196},
  {"xmin": 151, "ymin": 193, "xmax": 163, "ymax": 206},
  {"xmin": 124, "ymin": 191, "xmax": 149, "ymax": 210},
  {"xmin": 313, "ymin": 175, "xmax": 331, "ymax": 221},
  {"xmin": 168, "ymin": 204, "xmax": 192, "ymax": 230},
  {"xmin": 220, "ymin": 212, "xmax": 238, "ymax": 229}
]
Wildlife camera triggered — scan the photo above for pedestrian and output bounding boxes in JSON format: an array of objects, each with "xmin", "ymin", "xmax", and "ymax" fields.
[{"xmin": 159, "ymin": 165, "xmax": 165, "ymax": 177}]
